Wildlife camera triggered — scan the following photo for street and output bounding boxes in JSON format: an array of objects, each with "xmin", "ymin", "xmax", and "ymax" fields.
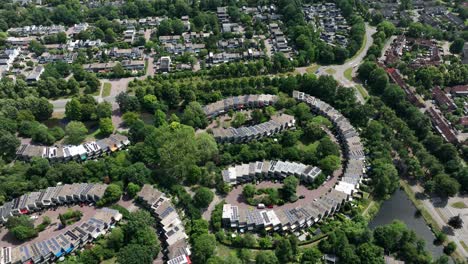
[{"xmin": 296, "ymin": 23, "xmax": 376, "ymax": 104}]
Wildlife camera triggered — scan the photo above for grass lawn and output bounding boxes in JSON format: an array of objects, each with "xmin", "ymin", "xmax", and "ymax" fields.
[
  {"xmin": 461, "ymin": 241, "xmax": 468, "ymax": 252},
  {"xmin": 101, "ymin": 257, "xmax": 116, "ymax": 264},
  {"xmin": 306, "ymin": 64, "xmax": 320, "ymax": 74},
  {"xmin": 356, "ymin": 84, "xmax": 370, "ymax": 101},
  {"xmin": 344, "ymin": 68, "xmax": 353, "ymax": 81},
  {"xmin": 102, "ymin": 83, "xmax": 112, "ymax": 97},
  {"xmin": 325, "ymin": 68, "xmax": 336, "ymax": 75},
  {"xmin": 451, "ymin": 201, "xmax": 467, "ymax": 209}
]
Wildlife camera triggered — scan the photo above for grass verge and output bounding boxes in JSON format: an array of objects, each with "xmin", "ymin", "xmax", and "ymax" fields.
[
  {"xmin": 356, "ymin": 84, "xmax": 370, "ymax": 101},
  {"xmin": 344, "ymin": 68, "xmax": 353, "ymax": 81},
  {"xmin": 325, "ymin": 68, "xmax": 336, "ymax": 75},
  {"xmin": 306, "ymin": 64, "xmax": 320, "ymax": 74},
  {"xmin": 103, "ymin": 82, "xmax": 112, "ymax": 97},
  {"xmin": 450, "ymin": 201, "xmax": 467, "ymax": 209}
]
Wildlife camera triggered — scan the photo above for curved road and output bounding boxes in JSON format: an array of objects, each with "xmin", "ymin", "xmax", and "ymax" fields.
[{"xmin": 296, "ymin": 23, "xmax": 376, "ymax": 104}]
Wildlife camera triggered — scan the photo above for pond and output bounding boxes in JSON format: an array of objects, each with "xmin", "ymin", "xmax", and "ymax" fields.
[{"xmin": 369, "ymin": 188, "xmax": 445, "ymax": 258}]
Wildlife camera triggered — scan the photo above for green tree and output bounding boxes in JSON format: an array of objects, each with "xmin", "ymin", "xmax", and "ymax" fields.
[
  {"xmin": 99, "ymin": 184, "xmax": 122, "ymax": 205},
  {"xmin": 449, "ymin": 38, "xmax": 465, "ymax": 54},
  {"xmin": 0, "ymin": 131, "xmax": 21, "ymax": 161},
  {"xmin": 282, "ymin": 176, "xmax": 299, "ymax": 202},
  {"xmin": 96, "ymin": 102, "xmax": 112, "ymax": 118},
  {"xmin": 154, "ymin": 109, "xmax": 167, "ymax": 128},
  {"xmin": 65, "ymin": 121, "xmax": 88, "ymax": 145},
  {"xmin": 126, "ymin": 183, "xmax": 141, "ymax": 198},
  {"xmin": 301, "ymin": 247, "xmax": 322, "ymax": 263},
  {"xmin": 117, "ymin": 244, "xmax": 155, "ymax": 264},
  {"xmin": 193, "ymin": 187, "xmax": 214, "ymax": 209},
  {"xmin": 242, "ymin": 184, "xmax": 256, "ymax": 199},
  {"xmin": 231, "ymin": 112, "xmax": 247, "ymax": 128},
  {"xmin": 107, "ymin": 227, "xmax": 124, "ymax": 250},
  {"xmin": 256, "ymin": 251, "xmax": 279, "ymax": 264},
  {"xmin": 192, "ymin": 233, "xmax": 216, "ymax": 263},
  {"xmin": 444, "ymin": 242, "xmax": 456, "ymax": 255},
  {"xmin": 319, "ymin": 155, "xmax": 341, "ymax": 174},
  {"xmin": 433, "ymin": 174, "xmax": 460, "ymax": 197},
  {"xmin": 99, "ymin": 118, "xmax": 114, "ymax": 136},
  {"xmin": 181, "ymin": 102, "xmax": 208, "ymax": 129},
  {"xmin": 275, "ymin": 237, "xmax": 293, "ymax": 262},
  {"xmin": 65, "ymin": 98, "xmax": 82, "ymax": 121}
]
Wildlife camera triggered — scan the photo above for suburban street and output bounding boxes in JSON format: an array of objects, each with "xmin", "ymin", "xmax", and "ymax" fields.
[{"xmin": 296, "ymin": 23, "xmax": 376, "ymax": 104}]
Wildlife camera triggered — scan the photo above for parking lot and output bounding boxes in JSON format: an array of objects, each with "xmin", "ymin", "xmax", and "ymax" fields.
[{"xmin": 0, "ymin": 204, "xmax": 98, "ymax": 247}]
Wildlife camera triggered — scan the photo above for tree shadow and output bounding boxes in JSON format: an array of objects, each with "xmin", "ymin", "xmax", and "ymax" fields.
[{"xmin": 442, "ymin": 225, "xmax": 455, "ymax": 236}]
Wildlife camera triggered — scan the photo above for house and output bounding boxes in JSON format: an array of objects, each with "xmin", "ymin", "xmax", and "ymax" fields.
[
  {"xmin": 211, "ymin": 114, "xmax": 296, "ymax": 143},
  {"xmin": 109, "ymin": 47, "xmax": 143, "ymax": 59},
  {"xmin": 16, "ymin": 134, "xmax": 130, "ymax": 161},
  {"xmin": 159, "ymin": 56, "xmax": 171, "ymax": 72},
  {"xmin": 432, "ymin": 86, "xmax": 457, "ymax": 111},
  {"xmin": 6, "ymin": 207, "xmax": 121, "ymax": 263},
  {"xmin": 6, "ymin": 37, "xmax": 35, "ymax": 46},
  {"xmin": 449, "ymin": 85, "xmax": 468, "ymax": 97},
  {"xmin": 137, "ymin": 185, "xmax": 191, "ymax": 262},
  {"xmin": 26, "ymin": 66, "xmax": 44, "ymax": 83}
]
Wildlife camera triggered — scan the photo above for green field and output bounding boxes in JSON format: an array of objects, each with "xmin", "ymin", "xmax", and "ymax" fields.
[
  {"xmin": 344, "ymin": 68, "xmax": 353, "ymax": 81},
  {"xmin": 451, "ymin": 201, "xmax": 467, "ymax": 209},
  {"xmin": 103, "ymin": 83, "xmax": 112, "ymax": 97}
]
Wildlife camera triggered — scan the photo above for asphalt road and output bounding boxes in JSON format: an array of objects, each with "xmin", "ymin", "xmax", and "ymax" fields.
[{"xmin": 296, "ymin": 23, "xmax": 376, "ymax": 104}]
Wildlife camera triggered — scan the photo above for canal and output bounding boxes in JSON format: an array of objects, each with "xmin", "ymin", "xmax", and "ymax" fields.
[{"xmin": 369, "ymin": 188, "xmax": 445, "ymax": 258}]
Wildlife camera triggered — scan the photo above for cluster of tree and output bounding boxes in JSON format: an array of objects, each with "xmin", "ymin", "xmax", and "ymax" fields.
[
  {"xmin": 6, "ymin": 215, "xmax": 38, "ymax": 241},
  {"xmin": 358, "ymin": 61, "xmax": 466, "ymax": 196},
  {"xmin": 59, "ymin": 209, "xmax": 83, "ymax": 226},
  {"xmin": 0, "ymin": 65, "xmax": 100, "ymax": 100},
  {"xmin": 66, "ymin": 210, "xmax": 159, "ymax": 264},
  {"xmin": 42, "ymin": 32, "xmax": 68, "ymax": 44},
  {"xmin": 0, "ymin": 149, "xmax": 153, "ymax": 204},
  {"xmin": 318, "ymin": 218, "xmax": 453, "ymax": 264},
  {"xmin": 97, "ymin": 183, "xmax": 123, "ymax": 206},
  {"xmin": 242, "ymin": 175, "xmax": 299, "ymax": 205},
  {"xmin": 19, "ymin": 117, "xmax": 65, "ymax": 145}
]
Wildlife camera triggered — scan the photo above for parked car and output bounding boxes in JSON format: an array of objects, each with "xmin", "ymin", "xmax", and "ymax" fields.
[
  {"xmin": 299, "ymin": 195, "xmax": 305, "ymax": 199},
  {"xmin": 257, "ymin": 203, "xmax": 265, "ymax": 209}
]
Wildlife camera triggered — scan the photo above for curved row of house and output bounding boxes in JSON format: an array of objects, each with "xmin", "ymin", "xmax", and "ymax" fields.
[
  {"xmin": 202, "ymin": 94, "xmax": 278, "ymax": 119},
  {"xmin": 222, "ymin": 160, "xmax": 322, "ymax": 185},
  {"xmin": 16, "ymin": 134, "xmax": 130, "ymax": 162},
  {"xmin": 0, "ymin": 208, "xmax": 121, "ymax": 264},
  {"xmin": 0, "ymin": 183, "xmax": 109, "ymax": 224},
  {"xmin": 0, "ymin": 182, "xmax": 122, "ymax": 264},
  {"xmin": 211, "ymin": 114, "xmax": 296, "ymax": 143},
  {"xmin": 136, "ymin": 185, "xmax": 191, "ymax": 264},
  {"xmin": 221, "ymin": 91, "xmax": 366, "ymax": 233}
]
